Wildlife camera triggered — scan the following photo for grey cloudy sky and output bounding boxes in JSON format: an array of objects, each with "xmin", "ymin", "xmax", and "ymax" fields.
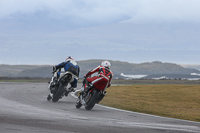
[
  {"xmin": 0, "ymin": 0, "xmax": 200, "ymax": 65},
  {"xmin": 1, "ymin": 0, "xmax": 200, "ymax": 23}
]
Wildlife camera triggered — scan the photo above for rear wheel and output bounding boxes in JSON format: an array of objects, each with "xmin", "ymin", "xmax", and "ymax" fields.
[
  {"xmin": 85, "ymin": 90, "xmax": 99, "ymax": 110},
  {"xmin": 52, "ymin": 85, "xmax": 65, "ymax": 102}
]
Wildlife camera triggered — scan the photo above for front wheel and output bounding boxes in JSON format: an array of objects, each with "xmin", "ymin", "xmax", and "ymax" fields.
[{"xmin": 85, "ymin": 90, "xmax": 99, "ymax": 110}]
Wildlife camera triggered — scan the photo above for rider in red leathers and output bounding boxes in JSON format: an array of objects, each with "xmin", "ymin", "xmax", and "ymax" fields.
[
  {"xmin": 84, "ymin": 60, "xmax": 113, "ymax": 93},
  {"xmin": 73, "ymin": 60, "xmax": 113, "ymax": 108}
]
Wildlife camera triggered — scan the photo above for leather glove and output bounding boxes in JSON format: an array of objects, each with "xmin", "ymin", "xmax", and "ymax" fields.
[{"xmin": 53, "ymin": 66, "xmax": 56, "ymax": 72}]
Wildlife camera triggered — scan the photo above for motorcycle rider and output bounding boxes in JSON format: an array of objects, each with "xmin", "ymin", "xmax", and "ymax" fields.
[
  {"xmin": 48, "ymin": 56, "xmax": 80, "ymax": 99},
  {"xmin": 78, "ymin": 60, "xmax": 113, "ymax": 100}
]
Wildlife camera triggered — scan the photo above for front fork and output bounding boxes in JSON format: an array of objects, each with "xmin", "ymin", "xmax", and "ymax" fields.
[
  {"xmin": 49, "ymin": 72, "xmax": 57, "ymax": 87},
  {"xmin": 48, "ymin": 72, "xmax": 58, "ymax": 96}
]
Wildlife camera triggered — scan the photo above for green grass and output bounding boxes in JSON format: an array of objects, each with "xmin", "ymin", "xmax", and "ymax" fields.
[{"xmin": 100, "ymin": 85, "xmax": 200, "ymax": 122}]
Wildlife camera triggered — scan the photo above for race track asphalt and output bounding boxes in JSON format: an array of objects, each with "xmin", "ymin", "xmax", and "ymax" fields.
[{"xmin": 0, "ymin": 82, "xmax": 200, "ymax": 133}]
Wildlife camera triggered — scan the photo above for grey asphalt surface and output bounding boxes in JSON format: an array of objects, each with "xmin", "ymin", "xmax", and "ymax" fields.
[{"xmin": 0, "ymin": 82, "xmax": 200, "ymax": 133}]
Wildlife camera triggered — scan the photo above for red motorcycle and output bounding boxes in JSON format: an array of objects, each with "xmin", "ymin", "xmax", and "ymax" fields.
[{"xmin": 75, "ymin": 77, "xmax": 107, "ymax": 110}]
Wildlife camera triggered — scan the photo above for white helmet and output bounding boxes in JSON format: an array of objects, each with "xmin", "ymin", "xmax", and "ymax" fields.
[
  {"xmin": 65, "ymin": 56, "xmax": 74, "ymax": 62},
  {"xmin": 101, "ymin": 61, "xmax": 111, "ymax": 69}
]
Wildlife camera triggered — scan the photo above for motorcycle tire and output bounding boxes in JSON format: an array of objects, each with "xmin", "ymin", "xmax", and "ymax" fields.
[
  {"xmin": 52, "ymin": 85, "xmax": 65, "ymax": 102},
  {"xmin": 85, "ymin": 90, "xmax": 99, "ymax": 110}
]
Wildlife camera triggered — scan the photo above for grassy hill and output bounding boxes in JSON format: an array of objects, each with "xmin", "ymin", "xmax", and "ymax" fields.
[{"xmin": 0, "ymin": 60, "xmax": 199, "ymax": 79}]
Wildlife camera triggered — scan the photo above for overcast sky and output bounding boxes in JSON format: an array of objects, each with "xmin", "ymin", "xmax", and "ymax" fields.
[
  {"xmin": 1, "ymin": 0, "xmax": 200, "ymax": 23},
  {"xmin": 0, "ymin": 0, "xmax": 200, "ymax": 65}
]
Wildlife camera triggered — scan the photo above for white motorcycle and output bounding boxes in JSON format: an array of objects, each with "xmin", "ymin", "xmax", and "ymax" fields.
[{"xmin": 47, "ymin": 70, "xmax": 77, "ymax": 102}]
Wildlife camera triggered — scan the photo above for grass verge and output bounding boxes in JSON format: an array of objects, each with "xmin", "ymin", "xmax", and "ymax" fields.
[{"xmin": 100, "ymin": 85, "xmax": 200, "ymax": 122}]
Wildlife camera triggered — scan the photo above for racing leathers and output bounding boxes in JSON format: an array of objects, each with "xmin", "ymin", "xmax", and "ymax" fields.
[
  {"xmin": 85, "ymin": 65, "xmax": 113, "ymax": 91},
  {"xmin": 54, "ymin": 59, "xmax": 80, "ymax": 89}
]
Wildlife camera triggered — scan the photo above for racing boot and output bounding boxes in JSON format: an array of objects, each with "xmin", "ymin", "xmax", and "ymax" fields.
[
  {"xmin": 47, "ymin": 93, "xmax": 53, "ymax": 101},
  {"xmin": 65, "ymin": 87, "xmax": 74, "ymax": 96}
]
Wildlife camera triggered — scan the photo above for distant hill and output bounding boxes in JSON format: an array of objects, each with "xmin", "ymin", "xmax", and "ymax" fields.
[
  {"xmin": 180, "ymin": 64, "xmax": 200, "ymax": 71},
  {"xmin": 0, "ymin": 65, "xmax": 52, "ymax": 78},
  {"xmin": 0, "ymin": 60, "xmax": 199, "ymax": 79}
]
